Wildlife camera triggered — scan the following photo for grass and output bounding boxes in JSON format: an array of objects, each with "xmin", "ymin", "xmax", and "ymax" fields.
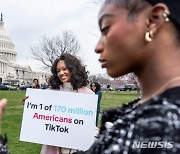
[
  {"xmin": 0, "ymin": 90, "xmax": 140, "ymax": 154},
  {"xmin": 101, "ymin": 91, "xmax": 140, "ymax": 110},
  {"xmin": 0, "ymin": 90, "xmax": 42, "ymax": 154}
]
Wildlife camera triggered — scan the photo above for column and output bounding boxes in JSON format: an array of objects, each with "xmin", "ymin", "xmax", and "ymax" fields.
[{"xmin": 0, "ymin": 62, "xmax": 1, "ymax": 73}]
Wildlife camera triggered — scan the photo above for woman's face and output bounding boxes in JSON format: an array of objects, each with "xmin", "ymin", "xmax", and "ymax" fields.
[
  {"xmin": 91, "ymin": 83, "xmax": 96, "ymax": 92},
  {"xmin": 95, "ymin": 4, "xmax": 147, "ymax": 78},
  {"xmin": 57, "ymin": 60, "xmax": 72, "ymax": 83},
  {"xmin": 34, "ymin": 80, "xmax": 38, "ymax": 85}
]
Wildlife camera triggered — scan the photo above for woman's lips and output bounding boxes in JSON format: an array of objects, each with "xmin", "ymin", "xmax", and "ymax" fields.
[
  {"xmin": 99, "ymin": 59, "xmax": 107, "ymax": 68},
  {"xmin": 61, "ymin": 76, "xmax": 67, "ymax": 80}
]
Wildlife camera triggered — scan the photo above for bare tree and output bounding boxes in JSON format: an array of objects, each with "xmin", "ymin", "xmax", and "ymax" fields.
[{"xmin": 30, "ymin": 30, "xmax": 81, "ymax": 69}]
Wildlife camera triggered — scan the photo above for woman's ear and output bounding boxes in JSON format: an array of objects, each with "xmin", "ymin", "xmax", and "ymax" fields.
[{"xmin": 147, "ymin": 3, "xmax": 170, "ymax": 34}]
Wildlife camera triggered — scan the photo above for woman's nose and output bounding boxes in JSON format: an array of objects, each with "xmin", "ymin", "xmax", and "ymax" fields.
[
  {"xmin": 59, "ymin": 70, "xmax": 64, "ymax": 75},
  {"xmin": 95, "ymin": 39, "xmax": 103, "ymax": 54}
]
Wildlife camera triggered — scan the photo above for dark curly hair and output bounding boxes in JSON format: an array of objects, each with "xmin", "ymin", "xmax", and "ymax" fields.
[
  {"xmin": 32, "ymin": 78, "xmax": 40, "ymax": 89},
  {"xmin": 90, "ymin": 82, "xmax": 101, "ymax": 93},
  {"xmin": 49, "ymin": 53, "xmax": 89, "ymax": 90}
]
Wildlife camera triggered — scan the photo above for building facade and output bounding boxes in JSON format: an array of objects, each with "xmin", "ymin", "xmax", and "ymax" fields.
[{"xmin": 0, "ymin": 14, "xmax": 48, "ymax": 85}]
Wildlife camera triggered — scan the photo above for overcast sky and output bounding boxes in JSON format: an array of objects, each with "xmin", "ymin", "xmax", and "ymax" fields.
[{"xmin": 1, "ymin": 0, "xmax": 107, "ymax": 75}]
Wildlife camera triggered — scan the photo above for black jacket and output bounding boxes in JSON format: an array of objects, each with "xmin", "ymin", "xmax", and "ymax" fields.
[{"xmin": 75, "ymin": 87, "xmax": 180, "ymax": 154}]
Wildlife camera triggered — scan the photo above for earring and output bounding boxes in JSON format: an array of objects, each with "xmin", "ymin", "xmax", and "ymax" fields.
[
  {"xmin": 145, "ymin": 31, "xmax": 153, "ymax": 42},
  {"xmin": 162, "ymin": 10, "xmax": 170, "ymax": 22}
]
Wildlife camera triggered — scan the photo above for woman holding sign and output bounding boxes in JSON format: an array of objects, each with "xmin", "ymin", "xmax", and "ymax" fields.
[
  {"xmin": 40, "ymin": 53, "xmax": 96, "ymax": 154},
  {"xmin": 74, "ymin": 0, "xmax": 180, "ymax": 153}
]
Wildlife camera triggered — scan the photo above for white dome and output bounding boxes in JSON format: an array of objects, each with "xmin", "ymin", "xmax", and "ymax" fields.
[
  {"xmin": 0, "ymin": 22, "xmax": 13, "ymax": 42},
  {"xmin": 0, "ymin": 15, "xmax": 16, "ymax": 62}
]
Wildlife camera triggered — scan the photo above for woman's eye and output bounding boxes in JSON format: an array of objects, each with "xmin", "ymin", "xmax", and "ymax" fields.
[
  {"xmin": 57, "ymin": 67, "xmax": 67, "ymax": 73},
  {"xmin": 63, "ymin": 67, "xmax": 67, "ymax": 71},
  {"xmin": 100, "ymin": 26, "xmax": 109, "ymax": 35}
]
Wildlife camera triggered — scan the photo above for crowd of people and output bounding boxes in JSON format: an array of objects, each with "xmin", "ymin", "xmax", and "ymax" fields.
[{"xmin": 0, "ymin": 0, "xmax": 180, "ymax": 153}]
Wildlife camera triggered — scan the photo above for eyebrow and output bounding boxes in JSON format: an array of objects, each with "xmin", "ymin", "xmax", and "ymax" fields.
[{"xmin": 98, "ymin": 13, "xmax": 114, "ymax": 28}]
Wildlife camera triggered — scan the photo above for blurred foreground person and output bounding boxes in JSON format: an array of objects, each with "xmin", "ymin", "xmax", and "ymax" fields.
[{"xmin": 74, "ymin": 0, "xmax": 180, "ymax": 153}]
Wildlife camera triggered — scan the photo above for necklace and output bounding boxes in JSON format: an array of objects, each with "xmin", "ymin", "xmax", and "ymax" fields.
[{"xmin": 138, "ymin": 76, "xmax": 180, "ymax": 105}]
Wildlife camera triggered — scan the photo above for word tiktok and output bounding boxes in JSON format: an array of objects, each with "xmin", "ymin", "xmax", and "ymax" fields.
[{"xmin": 45, "ymin": 124, "xmax": 69, "ymax": 133}]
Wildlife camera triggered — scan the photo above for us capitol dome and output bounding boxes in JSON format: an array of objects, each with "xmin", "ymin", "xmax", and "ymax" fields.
[{"xmin": 0, "ymin": 13, "xmax": 48, "ymax": 85}]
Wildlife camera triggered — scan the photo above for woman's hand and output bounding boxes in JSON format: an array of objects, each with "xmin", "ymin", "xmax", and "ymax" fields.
[
  {"xmin": 0, "ymin": 98, "xmax": 7, "ymax": 120},
  {"xmin": 22, "ymin": 96, "xmax": 29, "ymax": 105}
]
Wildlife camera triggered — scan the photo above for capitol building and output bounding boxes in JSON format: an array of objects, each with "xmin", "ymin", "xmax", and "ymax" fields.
[{"xmin": 0, "ymin": 14, "xmax": 48, "ymax": 85}]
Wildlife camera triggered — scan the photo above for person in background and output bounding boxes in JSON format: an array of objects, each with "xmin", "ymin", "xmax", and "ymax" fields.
[
  {"xmin": 40, "ymin": 53, "xmax": 96, "ymax": 154},
  {"xmin": 90, "ymin": 82, "xmax": 102, "ymax": 126},
  {"xmin": 31, "ymin": 78, "xmax": 40, "ymax": 89},
  {"xmin": 22, "ymin": 79, "xmax": 40, "ymax": 103},
  {"xmin": 74, "ymin": 0, "xmax": 180, "ymax": 153},
  {"xmin": 17, "ymin": 84, "xmax": 20, "ymax": 91}
]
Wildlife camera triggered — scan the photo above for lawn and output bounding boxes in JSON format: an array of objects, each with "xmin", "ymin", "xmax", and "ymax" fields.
[
  {"xmin": 101, "ymin": 91, "xmax": 140, "ymax": 110},
  {"xmin": 0, "ymin": 90, "xmax": 140, "ymax": 154}
]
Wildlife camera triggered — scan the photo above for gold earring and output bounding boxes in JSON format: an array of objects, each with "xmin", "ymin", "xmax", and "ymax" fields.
[
  {"xmin": 145, "ymin": 31, "xmax": 153, "ymax": 42},
  {"xmin": 162, "ymin": 10, "xmax": 170, "ymax": 22}
]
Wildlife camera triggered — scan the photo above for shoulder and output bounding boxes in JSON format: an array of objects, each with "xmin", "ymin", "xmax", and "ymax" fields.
[
  {"xmin": 136, "ymin": 96, "xmax": 180, "ymax": 120},
  {"xmin": 122, "ymin": 97, "xmax": 180, "ymax": 141},
  {"xmin": 130, "ymin": 98, "xmax": 180, "ymax": 152},
  {"xmin": 135, "ymin": 96, "xmax": 180, "ymax": 129},
  {"xmin": 78, "ymin": 87, "xmax": 94, "ymax": 94},
  {"xmin": 100, "ymin": 96, "xmax": 180, "ymax": 134},
  {"xmin": 97, "ymin": 98, "xmax": 180, "ymax": 153},
  {"xmin": 85, "ymin": 95, "xmax": 180, "ymax": 154}
]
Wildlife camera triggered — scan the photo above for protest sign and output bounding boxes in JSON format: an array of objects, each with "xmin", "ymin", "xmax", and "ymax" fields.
[{"xmin": 20, "ymin": 88, "xmax": 98, "ymax": 151}]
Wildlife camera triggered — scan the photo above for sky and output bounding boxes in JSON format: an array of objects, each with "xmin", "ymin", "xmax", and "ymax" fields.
[{"xmin": 1, "ymin": 0, "xmax": 107, "ymax": 75}]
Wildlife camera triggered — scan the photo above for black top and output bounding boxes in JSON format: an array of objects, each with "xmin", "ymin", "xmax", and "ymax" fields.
[{"xmin": 75, "ymin": 87, "xmax": 180, "ymax": 154}]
